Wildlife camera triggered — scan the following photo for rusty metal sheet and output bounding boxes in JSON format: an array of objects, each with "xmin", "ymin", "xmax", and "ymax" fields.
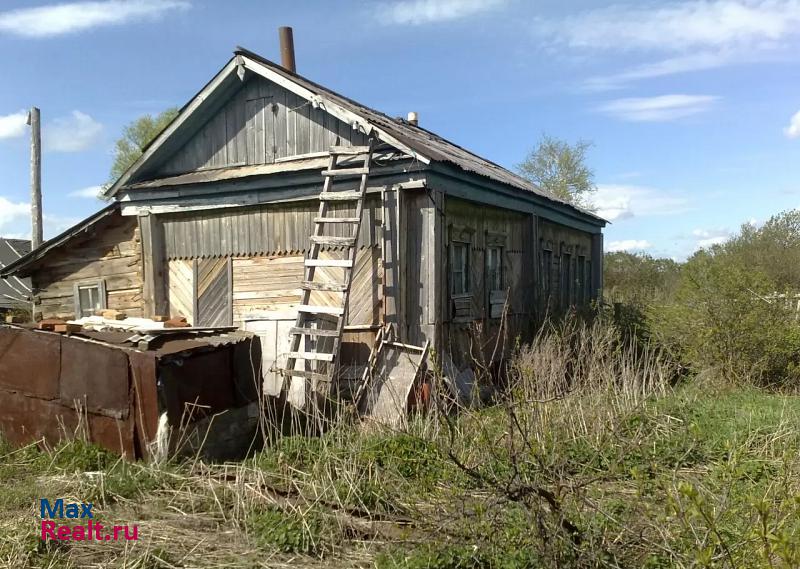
[
  {"xmin": 60, "ymin": 338, "xmax": 130, "ymax": 418},
  {"xmin": 128, "ymin": 351, "xmax": 159, "ymax": 460},
  {"xmin": 0, "ymin": 388, "xmax": 135, "ymax": 457},
  {"xmin": 0, "ymin": 327, "xmax": 60, "ymax": 399},
  {"xmin": 87, "ymin": 412, "xmax": 135, "ymax": 458}
]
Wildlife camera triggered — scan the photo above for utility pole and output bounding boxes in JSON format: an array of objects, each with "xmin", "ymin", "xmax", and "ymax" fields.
[{"xmin": 27, "ymin": 107, "xmax": 42, "ymax": 249}]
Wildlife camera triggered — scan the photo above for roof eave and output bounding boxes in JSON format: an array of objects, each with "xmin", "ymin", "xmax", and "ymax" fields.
[{"xmin": 1, "ymin": 203, "xmax": 119, "ymax": 278}]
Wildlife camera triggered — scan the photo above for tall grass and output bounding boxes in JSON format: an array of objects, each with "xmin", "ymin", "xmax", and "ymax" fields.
[{"xmin": 2, "ymin": 316, "xmax": 799, "ymax": 567}]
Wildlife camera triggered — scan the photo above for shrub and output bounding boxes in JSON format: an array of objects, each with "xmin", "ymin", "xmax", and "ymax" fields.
[{"xmin": 649, "ymin": 250, "xmax": 800, "ymax": 386}]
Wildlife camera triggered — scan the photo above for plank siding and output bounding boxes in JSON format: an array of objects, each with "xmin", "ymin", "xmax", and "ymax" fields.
[
  {"xmin": 157, "ymin": 75, "xmax": 368, "ymax": 177},
  {"xmin": 162, "ymin": 197, "xmax": 382, "ymax": 259},
  {"xmin": 167, "ymin": 259, "xmax": 194, "ymax": 322},
  {"xmin": 231, "ymin": 248, "xmax": 380, "ymax": 327},
  {"xmin": 31, "ymin": 214, "xmax": 143, "ymax": 320}
]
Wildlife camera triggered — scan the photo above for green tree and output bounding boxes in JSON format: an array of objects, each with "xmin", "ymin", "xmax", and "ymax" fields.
[
  {"xmin": 604, "ymin": 251, "xmax": 681, "ymax": 304},
  {"xmin": 516, "ymin": 135, "xmax": 596, "ymax": 208},
  {"xmin": 649, "ymin": 210, "xmax": 800, "ymax": 385},
  {"xmin": 109, "ymin": 108, "xmax": 179, "ymax": 182}
]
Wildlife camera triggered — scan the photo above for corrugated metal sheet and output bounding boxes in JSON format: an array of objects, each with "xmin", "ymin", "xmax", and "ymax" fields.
[{"xmin": 162, "ymin": 196, "xmax": 382, "ymax": 259}]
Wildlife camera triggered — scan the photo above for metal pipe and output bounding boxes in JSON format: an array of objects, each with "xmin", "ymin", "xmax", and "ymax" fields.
[{"xmin": 278, "ymin": 26, "xmax": 296, "ymax": 73}]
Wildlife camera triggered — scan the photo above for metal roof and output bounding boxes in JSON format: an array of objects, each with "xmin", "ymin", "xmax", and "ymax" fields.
[
  {"xmin": 233, "ymin": 47, "xmax": 604, "ymax": 223},
  {"xmin": 0, "ymin": 239, "xmax": 32, "ymax": 308}
]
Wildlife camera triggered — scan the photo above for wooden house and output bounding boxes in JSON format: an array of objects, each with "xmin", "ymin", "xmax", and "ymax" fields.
[{"xmin": 2, "ymin": 44, "xmax": 605, "ymax": 409}]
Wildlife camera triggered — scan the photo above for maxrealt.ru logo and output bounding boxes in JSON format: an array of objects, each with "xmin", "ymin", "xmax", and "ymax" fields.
[{"xmin": 40, "ymin": 499, "xmax": 138, "ymax": 542}]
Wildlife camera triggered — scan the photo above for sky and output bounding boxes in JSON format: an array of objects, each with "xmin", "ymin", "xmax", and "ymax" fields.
[{"xmin": 0, "ymin": 0, "xmax": 799, "ymax": 259}]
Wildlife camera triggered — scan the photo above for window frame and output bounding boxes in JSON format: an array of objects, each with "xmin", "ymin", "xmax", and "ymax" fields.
[
  {"xmin": 450, "ymin": 240, "xmax": 471, "ymax": 297},
  {"xmin": 73, "ymin": 279, "xmax": 107, "ymax": 318},
  {"xmin": 541, "ymin": 240, "xmax": 553, "ymax": 306}
]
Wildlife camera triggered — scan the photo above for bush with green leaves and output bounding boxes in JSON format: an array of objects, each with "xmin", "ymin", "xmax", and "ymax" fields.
[{"xmin": 650, "ymin": 233, "xmax": 800, "ymax": 386}]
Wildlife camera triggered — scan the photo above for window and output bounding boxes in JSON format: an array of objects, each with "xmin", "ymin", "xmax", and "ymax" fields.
[
  {"xmin": 585, "ymin": 260, "xmax": 593, "ymax": 302},
  {"xmin": 561, "ymin": 252, "xmax": 572, "ymax": 309},
  {"xmin": 486, "ymin": 243, "xmax": 506, "ymax": 319},
  {"xmin": 451, "ymin": 241, "xmax": 471, "ymax": 295},
  {"xmin": 74, "ymin": 280, "xmax": 106, "ymax": 318},
  {"xmin": 541, "ymin": 241, "xmax": 553, "ymax": 305},
  {"xmin": 486, "ymin": 246, "xmax": 503, "ymax": 292}
]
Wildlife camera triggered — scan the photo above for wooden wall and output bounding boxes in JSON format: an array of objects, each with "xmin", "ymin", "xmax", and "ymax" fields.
[
  {"xmin": 166, "ymin": 248, "xmax": 380, "ymax": 328},
  {"xmin": 538, "ymin": 218, "xmax": 595, "ymax": 309},
  {"xmin": 158, "ymin": 75, "xmax": 369, "ymax": 177},
  {"xmin": 441, "ymin": 196, "xmax": 533, "ymax": 322},
  {"xmin": 32, "ymin": 214, "xmax": 143, "ymax": 320},
  {"xmin": 161, "ymin": 197, "xmax": 382, "ymax": 259}
]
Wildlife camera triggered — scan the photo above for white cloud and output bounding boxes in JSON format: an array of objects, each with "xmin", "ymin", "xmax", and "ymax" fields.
[
  {"xmin": 540, "ymin": 1, "xmax": 800, "ymax": 53},
  {"xmin": 376, "ymin": 0, "xmax": 507, "ymax": 25},
  {"xmin": 606, "ymin": 239, "xmax": 652, "ymax": 252},
  {"xmin": 0, "ymin": 0, "xmax": 190, "ymax": 38},
  {"xmin": 692, "ymin": 227, "xmax": 733, "ymax": 248},
  {"xmin": 45, "ymin": 111, "xmax": 103, "ymax": 153},
  {"xmin": 0, "ymin": 110, "xmax": 28, "ymax": 140},
  {"xmin": 597, "ymin": 94, "xmax": 719, "ymax": 122},
  {"xmin": 584, "ymin": 52, "xmax": 737, "ymax": 91},
  {"xmin": 784, "ymin": 109, "xmax": 800, "ymax": 138},
  {"xmin": 590, "ymin": 184, "xmax": 691, "ymax": 221},
  {"xmin": 537, "ymin": 0, "xmax": 800, "ymax": 86},
  {"xmin": 0, "ymin": 197, "xmax": 31, "ymax": 233},
  {"xmin": 68, "ymin": 185, "xmax": 104, "ymax": 199}
]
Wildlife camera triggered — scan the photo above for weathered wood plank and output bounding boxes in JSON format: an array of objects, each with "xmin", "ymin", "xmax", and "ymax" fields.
[
  {"xmin": 286, "ymin": 351, "xmax": 334, "ymax": 362},
  {"xmin": 297, "ymin": 305, "xmax": 344, "ymax": 316}
]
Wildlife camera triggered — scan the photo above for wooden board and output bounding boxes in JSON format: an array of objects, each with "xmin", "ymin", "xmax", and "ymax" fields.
[
  {"xmin": 158, "ymin": 75, "xmax": 369, "ymax": 177},
  {"xmin": 359, "ymin": 336, "xmax": 428, "ymax": 429},
  {"xmin": 161, "ymin": 196, "xmax": 382, "ymax": 259},
  {"xmin": 167, "ymin": 259, "xmax": 194, "ymax": 322},
  {"xmin": 195, "ymin": 258, "xmax": 232, "ymax": 327},
  {"xmin": 31, "ymin": 213, "xmax": 143, "ymax": 320}
]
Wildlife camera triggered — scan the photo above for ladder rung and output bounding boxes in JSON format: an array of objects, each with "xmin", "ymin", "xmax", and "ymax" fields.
[
  {"xmin": 330, "ymin": 145, "xmax": 370, "ymax": 155},
  {"xmin": 301, "ymin": 281, "xmax": 348, "ymax": 292},
  {"xmin": 280, "ymin": 369, "xmax": 332, "ymax": 381},
  {"xmin": 310, "ymin": 235, "xmax": 356, "ymax": 246},
  {"xmin": 289, "ymin": 326, "xmax": 340, "ymax": 337},
  {"xmin": 285, "ymin": 351, "xmax": 334, "ymax": 362},
  {"xmin": 319, "ymin": 191, "xmax": 362, "ymax": 201},
  {"xmin": 297, "ymin": 305, "xmax": 345, "ymax": 316},
  {"xmin": 314, "ymin": 217, "xmax": 360, "ymax": 224},
  {"xmin": 305, "ymin": 259, "xmax": 353, "ymax": 268},
  {"xmin": 322, "ymin": 167, "xmax": 369, "ymax": 177}
]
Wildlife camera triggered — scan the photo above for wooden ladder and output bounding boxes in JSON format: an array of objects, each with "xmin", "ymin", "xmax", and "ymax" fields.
[{"xmin": 281, "ymin": 139, "xmax": 375, "ymax": 390}]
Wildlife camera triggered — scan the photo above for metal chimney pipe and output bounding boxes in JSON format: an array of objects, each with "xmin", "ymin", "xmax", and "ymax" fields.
[
  {"xmin": 407, "ymin": 111, "xmax": 419, "ymax": 126},
  {"xmin": 278, "ymin": 26, "xmax": 296, "ymax": 73},
  {"xmin": 27, "ymin": 107, "xmax": 42, "ymax": 249}
]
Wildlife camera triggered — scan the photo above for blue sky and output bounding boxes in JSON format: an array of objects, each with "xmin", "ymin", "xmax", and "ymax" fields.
[{"xmin": 0, "ymin": 0, "xmax": 799, "ymax": 259}]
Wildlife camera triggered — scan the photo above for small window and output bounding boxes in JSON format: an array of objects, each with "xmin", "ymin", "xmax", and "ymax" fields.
[
  {"xmin": 74, "ymin": 281, "xmax": 106, "ymax": 318},
  {"xmin": 486, "ymin": 246, "xmax": 503, "ymax": 292},
  {"xmin": 561, "ymin": 252, "xmax": 572, "ymax": 309},
  {"xmin": 541, "ymin": 247, "xmax": 553, "ymax": 303},
  {"xmin": 451, "ymin": 241, "xmax": 471, "ymax": 295},
  {"xmin": 585, "ymin": 260, "xmax": 593, "ymax": 302},
  {"xmin": 577, "ymin": 256, "xmax": 586, "ymax": 304}
]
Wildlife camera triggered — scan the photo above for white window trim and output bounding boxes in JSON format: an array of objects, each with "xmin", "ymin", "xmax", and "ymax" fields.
[{"xmin": 73, "ymin": 279, "xmax": 107, "ymax": 318}]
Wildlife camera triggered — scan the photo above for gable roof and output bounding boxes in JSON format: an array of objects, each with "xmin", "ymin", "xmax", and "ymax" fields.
[
  {"xmin": 105, "ymin": 47, "xmax": 603, "ymax": 224},
  {"xmin": 0, "ymin": 238, "xmax": 32, "ymax": 307}
]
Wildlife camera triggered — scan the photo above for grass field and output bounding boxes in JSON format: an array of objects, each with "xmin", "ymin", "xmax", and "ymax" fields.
[{"xmin": 2, "ymin": 322, "xmax": 800, "ymax": 568}]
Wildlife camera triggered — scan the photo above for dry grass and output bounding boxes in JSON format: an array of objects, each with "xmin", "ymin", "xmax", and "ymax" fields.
[{"xmin": 2, "ymin": 316, "xmax": 800, "ymax": 567}]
